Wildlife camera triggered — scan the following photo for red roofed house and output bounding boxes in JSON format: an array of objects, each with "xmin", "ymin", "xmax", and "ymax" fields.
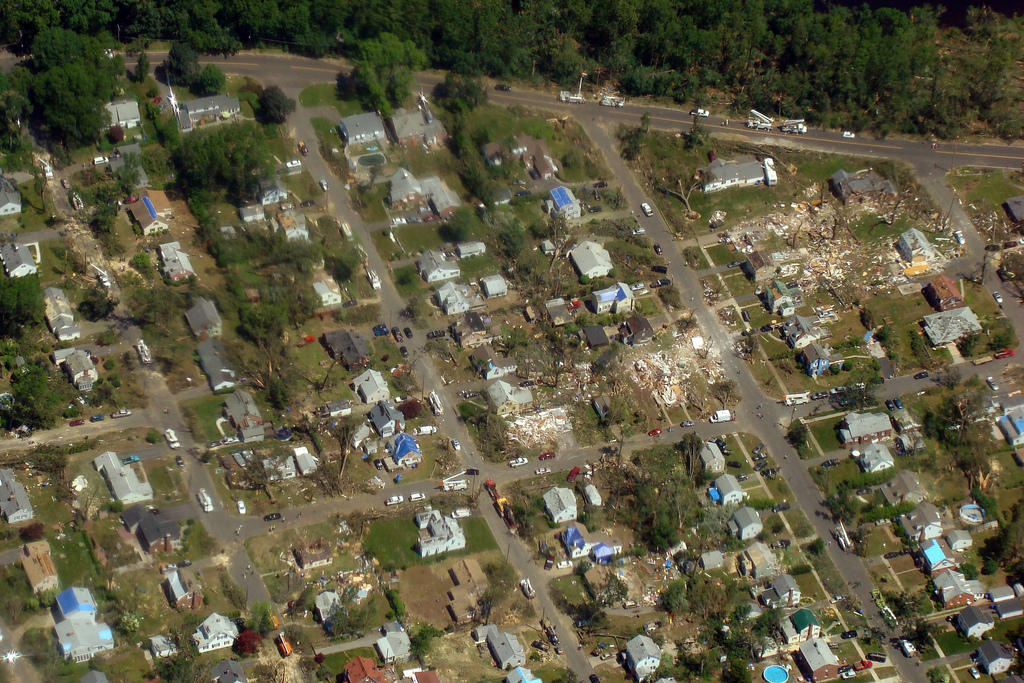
[
  {"xmin": 924, "ymin": 274, "xmax": 964, "ymax": 312},
  {"xmin": 343, "ymin": 656, "xmax": 386, "ymax": 683}
]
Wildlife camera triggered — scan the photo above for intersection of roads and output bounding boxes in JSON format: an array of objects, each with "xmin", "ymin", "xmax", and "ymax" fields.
[{"xmin": 3, "ymin": 49, "xmax": 1024, "ymax": 681}]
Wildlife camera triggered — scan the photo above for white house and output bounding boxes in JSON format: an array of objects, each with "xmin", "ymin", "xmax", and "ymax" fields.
[
  {"xmin": 354, "ymin": 369, "xmax": 390, "ymax": 404},
  {"xmin": 192, "ymin": 612, "xmax": 239, "ymax": 653},
  {"xmin": 105, "ymin": 100, "xmax": 142, "ymax": 129},
  {"xmin": 314, "ymin": 278, "xmax": 343, "ymax": 309},
  {"xmin": 417, "ymin": 249, "xmax": 461, "ymax": 283},
  {"xmin": 857, "ymin": 443, "xmax": 894, "ymax": 473},
  {"xmin": 699, "ymin": 442, "xmax": 725, "ymax": 474},
  {"xmin": 0, "ymin": 177, "xmax": 22, "ymax": 216},
  {"xmin": 590, "ymin": 282, "xmax": 634, "ymax": 314},
  {"xmin": 569, "ymin": 241, "xmax": 613, "ymax": 279},
  {"xmin": 713, "ymin": 473, "xmax": 745, "ymax": 506},
  {"xmin": 0, "ymin": 242, "xmax": 35, "ymax": 276},
  {"xmin": 480, "ymin": 274, "xmax": 508, "ymax": 298},
  {"xmin": 624, "ymin": 634, "xmax": 662, "ymax": 682},
  {"xmin": 542, "ymin": 487, "xmax": 577, "ymax": 524},
  {"xmin": 415, "ymin": 507, "xmax": 466, "ymax": 557}
]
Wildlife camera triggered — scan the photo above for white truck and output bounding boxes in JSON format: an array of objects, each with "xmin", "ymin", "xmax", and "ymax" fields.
[
  {"xmin": 780, "ymin": 119, "xmax": 807, "ymax": 134},
  {"xmin": 441, "ymin": 477, "xmax": 468, "ymax": 492},
  {"xmin": 520, "ymin": 578, "xmax": 536, "ymax": 599},
  {"xmin": 428, "ymin": 391, "xmax": 444, "ymax": 416},
  {"xmin": 197, "ymin": 488, "xmax": 214, "ymax": 512},
  {"xmin": 135, "ymin": 340, "xmax": 152, "ymax": 365},
  {"xmin": 600, "ymin": 95, "xmax": 624, "ymax": 107},
  {"xmin": 784, "ymin": 392, "xmax": 811, "ymax": 406},
  {"xmin": 709, "ymin": 409, "xmax": 734, "ymax": 423},
  {"xmin": 340, "ymin": 221, "xmax": 353, "ymax": 239},
  {"xmin": 90, "ymin": 263, "xmax": 111, "ymax": 288},
  {"xmin": 558, "ymin": 91, "xmax": 585, "ymax": 104},
  {"xmin": 413, "ymin": 425, "xmax": 438, "ymax": 436},
  {"xmin": 365, "ymin": 265, "xmax": 381, "ymax": 290},
  {"xmin": 746, "ymin": 109, "xmax": 774, "ymax": 130}
]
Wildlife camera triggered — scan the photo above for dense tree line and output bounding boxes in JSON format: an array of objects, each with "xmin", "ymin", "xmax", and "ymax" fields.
[{"xmin": 0, "ymin": 1, "xmax": 1019, "ymax": 138}]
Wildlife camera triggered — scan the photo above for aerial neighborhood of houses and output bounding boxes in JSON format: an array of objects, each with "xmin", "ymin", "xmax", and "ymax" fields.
[{"xmin": 2, "ymin": 24, "xmax": 1024, "ymax": 683}]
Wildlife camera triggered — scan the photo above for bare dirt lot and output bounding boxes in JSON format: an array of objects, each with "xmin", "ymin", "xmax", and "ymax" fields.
[{"xmin": 401, "ymin": 564, "xmax": 455, "ymax": 628}]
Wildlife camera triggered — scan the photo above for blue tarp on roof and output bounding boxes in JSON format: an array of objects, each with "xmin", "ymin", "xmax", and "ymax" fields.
[
  {"xmin": 550, "ymin": 186, "xmax": 573, "ymax": 209},
  {"xmin": 591, "ymin": 543, "xmax": 614, "ymax": 563},
  {"xmin": 391, "ymin": 433, "xmax": 421, "ymax": 463},
  {"xmin": 562, "ymin": 525, "xmax": 585, "ymax": 550},
  {"xmin": 922, "ymin": 540, "xmax": 946, "ymax": 566},
  {"xmin": 142, "ymin": 196, "xmax": 157, "ymax": 220},
  {"xmin": 708, "ymin": 487, "xmax": 722, "ymax": 503},
  {"xmin": 56, "ymin": 587, "xmax": 94, "ymax": 616}
]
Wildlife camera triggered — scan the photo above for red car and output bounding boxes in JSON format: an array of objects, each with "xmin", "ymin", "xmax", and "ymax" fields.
[
  {"xmin": 69, "ymin": 419, "xmax": 85, "ymax": 426},
  {"xmin": 567, "ymin": 466, "xmax": 580, "ymax": 483},
  {"xmin": 853, "ymin": 661, "xmax": 872, "ymax": 672},
  {"xmin": 648, "ymin": 428, "xmax": 662, "ymax": 436},
  {"xmin": 995, "ymin": 349, "xmax": 1015, "ymax": 359},
  {"xmin": 539, "ymin": 452, "xmax": 556, "ymax": 460}
]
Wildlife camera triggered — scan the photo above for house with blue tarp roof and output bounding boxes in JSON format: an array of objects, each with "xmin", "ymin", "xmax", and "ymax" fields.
[
  {"xmin": 388, "ymin": 433, "xmax": 422, "ymax": 468},
  {"xmin": 548, "ymin": 186, "xmax": 581, "ymax": 219},
  {"xmin": 590, "ymin": 542, "xmax": 615, "ymax": 564},
  {"xmin": 56, "ymin": 587, "xmax": 96, "ymax": 618},
  {"xmin": 562, "ymin": 526, "xmax": 586, "ymax": 558},
  {"xmin": 590, "ymin": 282, "xmax": 634, "ymax": 314},
  {"xmin": 921, "ymin": 539, "xmax": 959, "ymax": 575},
  {"xmin": 54, "ymin": 587, "xmax": 114, "ymax": 662},
  {"xmin": 999, "ymin": 406, "xmax": 1024, "ymax": 446}
]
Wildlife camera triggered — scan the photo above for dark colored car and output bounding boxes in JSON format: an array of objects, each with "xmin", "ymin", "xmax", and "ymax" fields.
[
  {"xmin": 399, "ymin": 346, "xmax": 409, "ymax": 357},
  {"xmin": 651, "ymin": 278, "xmax": 671, "ymax": 288},
  {"xmin": 588, "ymin": 205, "xmax": 602, "ymax": 213},
  {"xmin": 373, "ymin": 323, "xmax": 389, "ymax": 337},
  {"xmin": 403, "ymin": 327, "xmax": 413, "ymax": 338},
  {"xmin": 374, "ymin": 459, "xmax": 384, "ymax": 470},
  {"xmin": 520, "ymin": 381, "xmax": 536, "ymax": 388},
  {"xmin": 893, "ymin": 397, "xmax": 904, "ymax": 410},
  {"xmin": 727, "ymin": 461, "xmax": 742, "ymax": 468},
  {"xmin": 727, "ymin": 260, "xmax": 743, "ymax": 268},
  {"xmin": 343, "ymin": 299, "xmax": 358, "ymax": 308},
  {"xmin": 69, "ymin": 419, "xmax": 85, "ymax": 426},
  {"xmin": 653, "ymin": 244, "xmax": 663, "ymax": 255},
  {"xmin": 914, "ymin": 371, "xmax": 929, "ymax": 379},
  {"xmin": 841, "ymin": 630, "xmax": 858, "ymax": 640},
  {"xmin": 593, "ymin": 181, "xmax": 608, "ymax": 189},
  {"xmin": 175, "ymin": 455, "xmax": 185, "ymax": 467},
  {"xmin": 680, "ymin": 420, "xmax": 695, "ymax": 427},
  {"xmin": 90, "ymin": 414, "xmax": 105, "ymax": 422},
  {"xmin": 885, "ymin": 399, "xmax": 895, "ymax": 411},
  {"xmin": 427, "ymin": 329, "xmax": 446, "ymax": 339},
  {"xmin": 263, "ymin": 512, "xmax": 282, "ymax": 521},
  {"xmin": 651, "ymin": 265, "xmax": 668, "ymax": 274},
  {"xmin": 811, "ymin": 391, "xmax": 828, "ymax": 400},
  {"xmin": 391, "ymin": 327, "xmax": 403, "ymax": 342},
  {"xmin": 866, "ymin": 653, "xmax": 887, "ymax": 663},
  {"xmin": 590, "ymin": 676, "xmax": 601, "ymax": 683},
  {"xmin": 299, "ymin": 199, "xmax": 315, "ymax": 208},
  {"xmin": 753, "ymin": 461, "xmax": 767, "ymax": 472},
  {"xmin": 771, "ymin": 503, "xmax": 790, "ymax": 512},
  {"xmin": 495, "ymin": 84, "xmax": 511, "ymax": 91},
  {"xmin": 539, "ymin": 452, "xmax": 556, "ymax": 460},
  {"xmin": 737, "ymin": 474, "xmax": 750, "ymax": 482}
]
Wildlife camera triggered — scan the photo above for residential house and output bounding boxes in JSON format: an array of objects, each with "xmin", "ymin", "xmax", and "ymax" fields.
[
  {"xmin": 342, "ymin": 656, "xmax": 386, "ymax": 683},
  {"xmin": 0, "ymin": 242, "xmax": 35, "ymax": 276},
  {"xmin": 896, "ymin": 228, "xmax": 937, "ymax": 265},
  {"xmin": 127, "ymin": 192, "xmax": 171, "ymax": 235},
  {"xmin": 192, "ymin": 612, "xmax": 239, "ymax": 653},
  {"xmin": 93, "ymin": 451, "xmax": 153, "ymax": 504},
  {"xmin": 781, "ymin": 608, "xmax": 821, "ymax": 644},
  {"xmin": 801, "ymin": 342, "xmax": 839, "ymax": 376},
  {"xmin": 700, "ymin": 441, "xmax": 726, "ymax": 474},
  {"xmin": 933, "ymin": 570, "xmax": 985, "ymax": 608},
  {"xmin": 293, "ymin": 542, "xmax": 332, "ymax": 570},
  {"xmin": 624, "ymin": 634, "xmax": 662, "ymax": 682},
  {"xmin": 375, "ymin": 621, "xmax": 411, "ymax": 664},
  {"xmin": 712, "ymin": 473, "xmax": 745, "ymax": 506},
  {"xmin": 210, "ymin": 660, "xmax": 247, "ymax": 683},
  {"xmin": 20, "ymin": 541, "xmax": 58, "ymax": 594},
  {"xmin": 561, "ymin": 525, "xmax": 587, "ymax": 558},
  {"xmin": 223, "ymin": 389, "xmax": 264, "ymax": 443},
  {"xmin": 516, "ymin": 136, "xmax": 558, "ymax": 180},
  {"xmin": 149, "ymin": 635, "xmax": 178, "ymax": 659},
  {"xmin": 185, "ymin": 297, "xmax": 222, "ymax": 339},
  {"xmin": 339, "ymin": 112, "xmax": 388, "ymax": 145},
  {"xmin": 315, "ymin": 590, "xmax": 341, "ymax": 623},
  {"xmin": 196, "ymin": 339, "xmax": 236, "ymax": 391},
  {"xmin": 422, "ymin": 176, "xmax": 461, "ymax": 219},
  {"xmin": 487, "ymin": 380, "xmax": 533, "ymax": 416},
  {"xmin": 105, "ymin": 99, "xmax": 142, "ymax": 128},
  {"xmin": 829, "ymin": 169, "xmax": 897, "ymax": 205},
  {"xmin": 762, "ymin": 574, "xmax": 801, "ymax": 608},
  {"xmin": 109, "ymin": 143, "xmax": 150, "ymax": 187},
  {"xmin": 569, "ymin": 241, "xmax": 613, "ymax": 279},
  {"xmin": 921, "ymin": 539, "xmax": 959, "ymax": 575},
  {"xmin": 583, "ymin": 325, "xmax": 610, "ymax": 348},
  {"xmin": 584, "ymin": 484, "xmax": 603, "ymax": 506},
  {"xmin": 995, "ymin": 600, "xmax": 1024, "ymax": 620},
  {"xmin": 839, "ymin": 412, "xmax": 893, "ymax": 446},
  {"xmin": 481, "ymin": 142, "xmax": 504, "ymax": 166},
  {"xmin": 857, "ymin": 443, "xmax": 894, "ymax": 473},
  {"xmin": 470, "ymin": 345, "xmax": 517, "ymax": 380},
  {"xmin": 480, "ymin": 274, "xmax": 508, "ymax": 298},
  {"xmin": 0, "ymin": 468, "xmax": 34, "ymax": 522},
  {"xmin": 262, "ymin": 455, "xmax": 296, "ymax": 481},
  {"xmin": 999, "ymin": 405, "xmax": 1024, "ymax": 446},
  {"xmin": 318, "ymin": 400, "xmax": 352, "ymax": 419},
  {"xmin": 369, "ymin": 400, "xmax": 405, "ymax": 438},
  {"xmin": 765, "ymin": 279, "xmax": 802, "ymax": 316},
  {"xmin": 548, "ymin": 186, "xmax": 582, "ymax": 219},
  {"xmin": 901, "ymin": 502, "xmax": 943, "ymax": 542},
  {"xmin": 388, "ymin": 168, "xmax": 423, "ymax": 206},
  {"xmin": 239, "ymin": 203, "xmax": 264, "ymax": 223},
  {"xmin": 545, "ymin": 297, "xmax": 573, "ymax": 326},
  {"xmin": 123, "ymin": 504, "xmax": 181, "ymax": 553},
  {"xmin": 0, "ymin": 175, "xmax": 21, "ymax": 215},
  {"xmin": 388, "ymin": 432, "xmax": 422, "ymax": 468},
  {"xmin": 975, "ymin": 642, "xmax": 1014, "ymax": 675},
  {"xmin": 452, "ymin": 312, "xmax": 498, "ymax": 349},
  {"xmin": 354, "ymin": 369, "xmax": 390, "ymax": 403},
  {"xmin": 163, "ymin": 569, "xmax": 202, "ymax": 609},
  {"xmin": 700, "ymin": 550, "xmax": 725, "ymax": 571},
  {"xmin": 276, "ymin": 209, "xmax": 309, "ymax": 241},
  {"xmin": 177, "ymin": 95, "xmax": 240, "ymax": 129},
  {"xmin": 543, "ymin": 487, "xmax": 578, "ymax": 524},
  {"xmin": 702, "ymin": 156, "xmax": 777, "ymax": 192},
  {"xmin": 881, "ymin": 470, "xmax": 925, "ymax": 506},
  {"xmin": 946, "ymin": 529, "xmax": 973, "ymax": 553},
  {"xmin": 292, "ymin": 446, "xmax": 319, "ymax": 476},
  {"xmin": 956, "ymin": 605, "xmax": 995, "ymax": 639},
  {"xmin": 417, "ymin": 249, "xmax": 461, "ymax": 283},
  {"xmin": 796, "ymin": 638, "xmax": 840, "ymax": 682},
  {"xmin": 435, "ymin": 281, "xmax": 474, "ymax": 315},
  {"xmin": 1005, "ymin": 196, "xmax": 1024, "ymax": 223},
  {"xmin": 456, "ymin": 241, "xmax": 486, "ymax": 258},
  {"xmin": 728, "ymin": 506, "xmax": 762, "ymax": 540},
  {"xmin": 54, "ymin": 348, "xmax": 98, "ymax": 391},
  {"xmin": 323, "ymin": 330, "xmax": 371, "ymax": 370},
  {"xmin": 989, "ymin": 586, "xmax": 1016, "ymax": 604},
  {"xmin": 159, "ymin": 241, "xmax": 196, "ymax": 281},
  {"xmin": 923, "ymin": 307, "xmax": 982, "ymax": 346},
  {"xmin": 389, "ymin": 107, "xmax": 447, "ymax": 148},
  {"xmin": 925, "ymin": 274, "xmax": 964, "ymax": 311},
  {"xmin": 742, "ymin": 250, "xmax": 775, "ymax": 282},
  {"xmin": 623, "ymin": 314, "xmax": 654, "ymax": 345},
  {"xmin": 415, "ymin": 507, "xmax": 466, "ymax": 557},
  {"xmin": 590, "ymin": 282, "xmax": 634, "ymax": 314},
  {"xmin": 506, "ymin": 667, "xmax": 542, "ymax": 683},
  {"xmin": 782, "ymin": 315, "xmax": 826, "ymax": 349},
  {"xmin": 54, "ymin": 587, "xmax": 114, "ymax": 663},
  {"xmin": 257, "ymin": 177, "xmax": 288, "ymax": 206},
  {"xmin": 474, "ymin": 624, "xmax": 526, "ymax": 670},
  {"xmin": 741, "ymin": 541, "xmax": 779, "ymax": 579}
]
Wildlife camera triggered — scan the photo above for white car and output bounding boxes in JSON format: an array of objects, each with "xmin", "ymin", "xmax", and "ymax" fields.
[
  {"xmin": 987, "ymin": 376, "xmax": 999, "ymax": 391},
  {"xmin": 630, "ymin": 282, "xmax": 647, "ymax": 292},
  {"xmin": 953, "ymin": 230, "xmax": 965, "ymax": 245},
  {"xmin": 92, "ymin": 156, "xmax": 109, "ymax": 166},
  {"xmin": 285, "ymin": 159, "xmax": 302, "ymax": 169},
  {"xmin": 556, "ymin": 560, "xmax": 572, "ymax": 570},
  {"xmin": 509, "ymin": 457, "xmax": 529, "ymax": 468},
  {"xmin": 319, "ymin": 178, "xmax": 328, "ymax": 191},
  {"xmin": 640, "ymin": 202, "xmax": 654, "ymax": 217},
  {"xmin": 451, "ymin": 438, "xmax": 461, "ymax": 451},
  {"xmin": 841, "ymin": 131, "xmax": 855, "ymax": 139},
  {"xmin": 534, "ymin": 467, "xmax": 552, "ymax": 475},
  {"xmin": 450, "ymin": 508, "xmax": 472, "ymax": 519},
  {"xmin": 164, "ymin": 428, "xmax": 181, "ymax": 449},
  {"xmin": 689, "ymin": 108, "xmax": 710, "ymax": 117},
  {"xmin": 993, "ymin": 291, "xmax": 1004, "ymax": 305},
  {"xmin": 385, "ymin": 495, "xmax": 404, "ymax": 506},
  {"xmin": 409, "ymin": 492, "xmax": 426, "ymax": 502},
  {"xmin": 236, "ymin": 500, "xmax": 246, "ymax": 514}
]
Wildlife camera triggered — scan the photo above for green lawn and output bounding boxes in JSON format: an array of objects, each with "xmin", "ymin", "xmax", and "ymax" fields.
[
  {"xmin": 363, "ymin": 515, "xmax": 498, "ymax": 571},
  {"xmin": 49, "ymin": 530, "xmax": 101, "ymax": 587},
  {"xmin": 319, "ymin": 646, "xmax": 378, "ymax": 678},
  {"xmin": 143, "ymin": 460, "xmax": 187, "ymax": 504},
  {"xmin": 950, "ymin": 168, "xmax": 1024, "ymax": 215},
  {"xmin": 931, "ymin": 630, "xmax": 978, "ymax": 658},
  {"xmin": 181, "ymin": 394, "xmax": 227, "ymax": 443},
  {"xmin": 809, "ymin": 416, "xmax": 844, "ymax": 454},
  {"xmin": 297, "ymin": 84, "xmax": 363, "ymax": 117}
]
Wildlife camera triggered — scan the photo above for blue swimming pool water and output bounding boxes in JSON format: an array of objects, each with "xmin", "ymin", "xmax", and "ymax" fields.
[{"xmin": 763, "ymin": 665, "xmax": 790, "ymax": 683}]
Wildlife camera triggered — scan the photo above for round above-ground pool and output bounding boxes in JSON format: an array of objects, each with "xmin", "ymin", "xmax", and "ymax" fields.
[
  {"xmin": 763, "ymin": 665, "xmax": 790, "ymax": 683},
  {"xmin": 960, "ymin": 504, "xmax": 985, "ymax": 525},
  {"xmin": 358, "ymin": 153, "xmax": 386, "ymax": 167}
]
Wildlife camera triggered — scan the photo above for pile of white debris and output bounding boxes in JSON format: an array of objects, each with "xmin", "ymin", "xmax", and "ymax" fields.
[
  {"xmin": 508, "ymin": 407, "xmax": 570, "ymax": 447},
  {"xmin": 626, "ymin": 331, "xmax": 725, "ymax": 407}
]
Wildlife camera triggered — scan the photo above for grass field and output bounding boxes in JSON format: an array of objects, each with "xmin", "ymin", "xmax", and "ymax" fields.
[
  {"xmin": 363, "ymin": 515, "xmax": 498, "ymax": 570},
  {"xmin": 298, "ymin": 84, "xmax": 363, "ymax": 117},
  {"xmin": 181, "ymin": 394, "xmax": 227, "ymax": 443},
  {"xmin": 50, "ymin": 530, "xmax": 101, "ymax": 587},
  {"xmin": 809, "ymin": 416, "xmax": 844, "ymax": 454}
]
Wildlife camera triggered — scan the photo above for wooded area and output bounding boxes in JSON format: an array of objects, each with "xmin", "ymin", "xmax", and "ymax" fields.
[{"xmin": 0, "ymin": 0, "xmax": 1020, "ymax": 139}]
